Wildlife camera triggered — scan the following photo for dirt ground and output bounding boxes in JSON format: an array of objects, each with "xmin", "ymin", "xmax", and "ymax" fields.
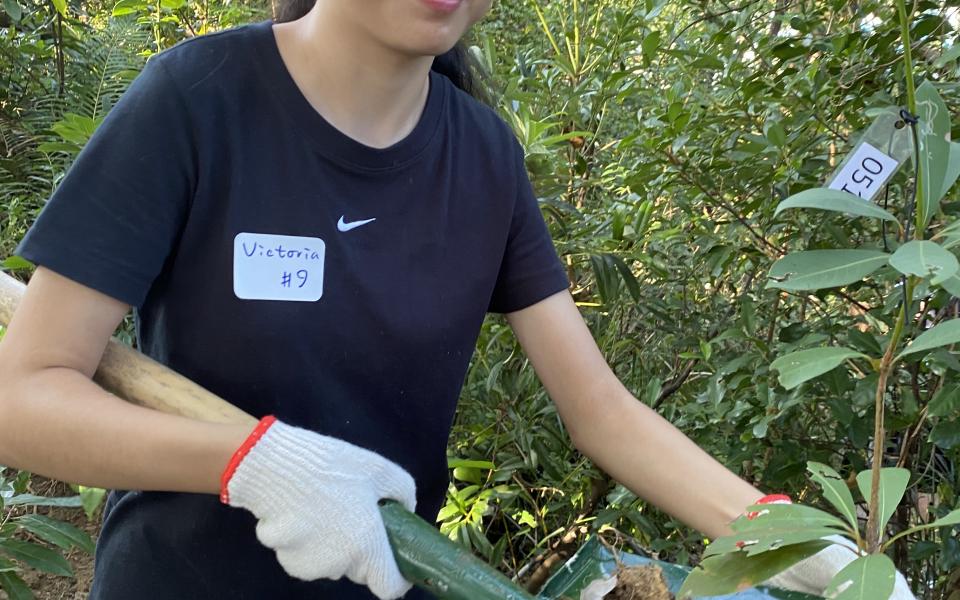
[{"xmin": 1, "ymin": 479, "xmax": 99, "ymax": 600}]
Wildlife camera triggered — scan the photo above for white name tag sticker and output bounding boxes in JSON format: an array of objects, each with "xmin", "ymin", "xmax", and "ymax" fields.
[
  {"xmin": 233, "ymin": 232, "xmax": 325, "ymax": 302},
  {"xmin": 828, "ymin": 141, "xmax": 900, "ymax": 202}
]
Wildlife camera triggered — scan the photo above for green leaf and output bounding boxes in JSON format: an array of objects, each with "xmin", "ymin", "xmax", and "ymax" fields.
[
  {"xmin": 678, "ymin": 540, "xmax": 831, "ymax": 598},
  {"xmin": 765, "ymin": 120, "xmax": 786, "ymax": 147},
  {"xmin": 705, "ymin": 526, "xmax": 844, "ymax": 558},
  {"xmin": 0, "ymin": 571, "xmax": 34, "ymax": 600},
  {"xmin": 929, "ymin": 507, "xmax": 960, "ymax": 528},
  {"xmin": 0, "ymin": 557, "xmax": 16, "ymax": 573},
  {"xmin": 770, "ymin": 347, "xmax": 866, "ymax": 390},
  {"xmin": 2, "ymin": 0, "xmax": 22, "ymax": 21},
  {"xmin": 774, "ymin": 188, "xmax": 898, "ymax": 221},
  {"xmin": 929, "ymin": 384, "xmax": 960, "ymax": 417},
  {"xmin": 896, "ymin": 319, "xmax": 960, "ymax": 360},
  {"xmin": 711, "ymin": 505, "xmax": 855, "ymax": 562},
  {"xmin": 767, "ymin": 250, "xmax": 889, "ymax": 291},
  {"xmin": 641, "ymin": 31, "xmax": 660, "ymax": 61},
  {"xmin": 771, "ymin": 39, "xmax": 808, "ymax": 61},
  {"xmin": 937, "ymin": 220, "xmax": 960, "ymax": 249},
  {"xmin": 0, "ymin": 256, "xmax": 33, "ymax": 271},
  {"xmin": 934, "ymin": 43, "xmax": 960, "ymax": 67},
  {"xmin": 452, "ymin": 466, "xmax": 481, "ymax": 484},
  {"xmin": 0, "ymin": 539, "xmax": 72, "ymax": 577},
  {"xmin": 888, "ymin": 240, "xmax": 959, "ymax": 283},
  {"xmin": 538, "ymin": 131, "xmax": 593, "ymax": 148},
  {"xmin": 918, "ymin": 81, "xmax": 951, "ymax": 142},
  {"xmin": 893, "ymin": 507, "xmax": 960, "ymax": 540},
  {"xmin": 939, "ymin": 274, "xmax": 960, "ymax": 298},
  {"xmin": 855, "ymin": 468, "xmax": 909, "ymax": 535},
  {"xmin": 49, "ymin": 0, "xmax": 66, "ymax": 16},
  {"xmin": 916, "ymin": 81, "xmax": 951, "ymax": 228},
  {"xmin": 807, "ymin": 462, "xmax": 859, "ymax": 530},
  {"xmin": 824, "ymin": 554, "xmax": 895, "ymax": 600},
  {"xmin": 611, "ymin": 255, "xmax": 641, "ymax": 303},
  {"xmin": 79, "ymin": 486, "xmax": 106, "ymax": 519},
  {"xmin": 35, "ymin": 142, "xmax": 80, "ymax": 154},
  {"xmin": 930, "ymin": 420, "xmax": 960, "ymax": 449},
  {"xmin": 941, "ymin": 142, "xmax": 960, "ymax": 199},
  {"xmin": 4, "ymin": 494, "xmax": 82, "ymax": 508},
  {"xmin": 16, "ymin": 514, "xmax": 95, "ymax": 554},
  {"xmin": 690, "ymin": 55, "xmax": 724, "ymax": 70},
  {"xmin": 111, "ymin": 0, "xmax": 143, "ymax": 16},
  {"xmin": 590, "ymin": 254, "xmax": 620, "ymax": 305},
  {"xmin": 50, "ymin": 113, "xmax": 100, "ymax": 145},
  {"xmin": 733, "ymin": 503, "xmax": 850, "ymax": 533},
  {"xmin": 848, "ymin": 329, "xmax": 884, "ymax": 356}
]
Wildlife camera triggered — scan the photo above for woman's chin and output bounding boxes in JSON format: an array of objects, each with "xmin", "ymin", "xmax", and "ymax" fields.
[{"xmin": 395, "ymin": 30, "xmax": 464, "ymax": 58}]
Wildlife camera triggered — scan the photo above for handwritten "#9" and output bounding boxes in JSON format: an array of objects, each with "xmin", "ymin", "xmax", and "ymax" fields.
[{"xmin": 280, "ymin": 270, "xmax": 308, "ymax": 288}]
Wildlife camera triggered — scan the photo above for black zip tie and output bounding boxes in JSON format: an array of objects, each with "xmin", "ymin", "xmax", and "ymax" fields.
[{"xmin": 899, "ymin": 108, "xmax": 919, "ymax": 125}]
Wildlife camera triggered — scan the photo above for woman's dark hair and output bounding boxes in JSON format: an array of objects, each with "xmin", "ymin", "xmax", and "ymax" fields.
[
  {"xmin": 431, "ymin": 43, "xmax": 485, "ymax": 101},
  {"xmin": 272, "ymin": 0, "xmax": 485, "ymax": 101}
]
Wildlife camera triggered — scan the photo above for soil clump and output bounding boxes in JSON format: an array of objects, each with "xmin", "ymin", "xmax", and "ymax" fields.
[{"xmin": 606, "ymin": 564, "xmax": 674, "ymax": 600}]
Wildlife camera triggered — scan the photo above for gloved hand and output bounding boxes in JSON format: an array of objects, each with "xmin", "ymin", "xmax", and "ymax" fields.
[
  {"xmin": 220, "ymin": 416, "xmax": 417, "ymax": 600},
  {"xmin": 755, "ymin": 496, "xmax": 916, "ymax": 600},
  {"xmin": 765, "ymin": 535, "xmax": 914, "ymax": 599}
]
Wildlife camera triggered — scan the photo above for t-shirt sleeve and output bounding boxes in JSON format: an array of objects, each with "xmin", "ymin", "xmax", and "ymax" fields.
[
  {"xmin": 15, "ymin": 55, "xmax": 195, "ymax": 308},
  {"xmin": 487, "ymin": 143, "xmax": 570, "ymax": 314}
]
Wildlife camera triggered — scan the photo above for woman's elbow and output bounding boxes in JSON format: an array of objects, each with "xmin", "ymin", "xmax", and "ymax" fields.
[
  {"xmin": 556, "ymin": 386, "xmax": 627, "ymax": 456},
  {"xmin": 0, "ymin": 343, "xmax": 32, "ymax": 462},
  {"xmin": 561, "ymin": 379, "xmax": 658, "ymax": 463},
  {"xmin": 565, "ymin": 413, "xmax": 614, "ymax": 459},
  {"xmin": 0, "ymin": 362, "xmax": 19, "ymax": 460}
]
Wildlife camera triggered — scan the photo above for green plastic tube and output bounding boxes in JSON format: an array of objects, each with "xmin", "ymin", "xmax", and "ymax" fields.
[{"xmin": 379, "ymin": 501, "xmax": 539, "ymax": 600}]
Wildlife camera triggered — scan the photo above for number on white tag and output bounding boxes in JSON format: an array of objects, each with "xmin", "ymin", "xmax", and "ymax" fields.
[
  {"xmin": 233, "ymin": 232, "xmax": 325, "ymax": 302},
  {"xmin": 827, "ymin": 141, "xmax": 900, "ymax": 202}
]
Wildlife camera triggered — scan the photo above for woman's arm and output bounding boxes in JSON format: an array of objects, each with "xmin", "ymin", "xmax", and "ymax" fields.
[
  {"xmin": 506, "ymin": 290, "xmax": 762, "ymax": 539},
  {"xmin": 0, "ymin": 267, "xmax": 251, "ymax": 493},
  {"xmin": 0, "ymin": 267, "xmax": 419, "ymax": 598}
]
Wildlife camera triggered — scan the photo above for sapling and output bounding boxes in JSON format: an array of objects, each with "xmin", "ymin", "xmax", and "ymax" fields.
[{"xmin": 679, "ymin": 3, "xmax": 960, "ymax": 598}]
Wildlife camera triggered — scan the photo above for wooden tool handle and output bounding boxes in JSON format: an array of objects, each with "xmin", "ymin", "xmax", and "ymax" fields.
[
  {"xmin": 0, "ymin": 272, "xmax": 255, "ymax": 427},
  {"xmin": 0, "ymin": 270, "xmax": 539, "ymax": 600}
]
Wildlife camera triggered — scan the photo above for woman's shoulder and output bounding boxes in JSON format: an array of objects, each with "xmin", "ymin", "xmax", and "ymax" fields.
[
  {"xmin": 441, "ymin": 78, "xmax": 523, "ymax": 161},
  {"xmin": 147, "ymin": 20, "xmax": 272, "ymax": 92}
]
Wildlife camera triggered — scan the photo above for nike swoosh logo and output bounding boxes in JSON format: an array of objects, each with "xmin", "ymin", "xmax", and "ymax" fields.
[{"xmin": 337, "ymin": 216, "xmax": 376, "ymax": 232}]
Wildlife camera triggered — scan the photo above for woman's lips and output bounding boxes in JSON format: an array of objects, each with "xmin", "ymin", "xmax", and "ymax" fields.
[{"xmin": 421, "ymin": 0, "xmax": 461, "ymax": 14}]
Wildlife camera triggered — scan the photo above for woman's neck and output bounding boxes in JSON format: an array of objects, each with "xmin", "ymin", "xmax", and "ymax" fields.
[{"xmin": 273, "ymin": 6, "xmax": 434, "ymax": 149}]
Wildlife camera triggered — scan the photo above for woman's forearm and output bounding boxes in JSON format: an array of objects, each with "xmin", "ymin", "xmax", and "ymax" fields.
[
  {"xmin": 572, "ymin": 382, "xmax": 762, "ymax": 539},
  {"xmin": 505, "ymin": 293, "xmax": 763, "ymax": 539},
  {"xmin": 0, "ymin": 365, "xmax": 251, "ymax": 494}
]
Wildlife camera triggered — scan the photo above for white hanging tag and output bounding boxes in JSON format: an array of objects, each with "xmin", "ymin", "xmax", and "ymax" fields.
[
  {"xmin": 826, "ymin": 108, "xmax": 912, "ymax": 202},
  {"xmin": 827, "ymin": 141, "xmax": 900, "ymax": 200}
]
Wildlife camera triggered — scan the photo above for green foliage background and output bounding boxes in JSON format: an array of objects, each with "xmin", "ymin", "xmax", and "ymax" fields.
[{"xmin": 1, "ymin": 0, "xmax": 959, "ymax": 597}]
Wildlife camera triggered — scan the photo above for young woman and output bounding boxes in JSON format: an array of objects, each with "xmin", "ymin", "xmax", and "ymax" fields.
[{"xmin": 0, "ymin": 1, "xmax": 914, "ymax": 599}]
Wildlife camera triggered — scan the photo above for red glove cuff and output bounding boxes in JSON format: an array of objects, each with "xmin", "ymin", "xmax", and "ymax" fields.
[
  {"xmin": 220, "ymin": 415, "xmax": 278, "ymax": 504},
  {"xmin": 756, "ymin": 493, "xmax": 792, "ymax": 505},
  {"xmin": 746, "ymin": 493, "xmax": 792, "ymax": 519},
  {"xmin": 734, "ymin": 494, "xmax": 794, "ymax": 548}
]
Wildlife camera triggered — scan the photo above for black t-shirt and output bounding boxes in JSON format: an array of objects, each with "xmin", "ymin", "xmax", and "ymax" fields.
[{"xmin": 15, "ymin": 20, "xmax": 568, "ymax": 599}]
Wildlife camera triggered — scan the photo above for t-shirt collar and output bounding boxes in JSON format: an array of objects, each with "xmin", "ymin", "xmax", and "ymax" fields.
[{"xmin": 250, "ymin": 20, "xmax": 446, "ymax": 172}]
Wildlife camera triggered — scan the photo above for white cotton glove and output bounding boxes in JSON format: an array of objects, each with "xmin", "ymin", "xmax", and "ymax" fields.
[
  {"xmin": 220, "ymin": 416, "xmax": 417, "ymax": 600},
  {"xmin": 764, "ymin": 535, "xmax": 915, "ymax": 599}
]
